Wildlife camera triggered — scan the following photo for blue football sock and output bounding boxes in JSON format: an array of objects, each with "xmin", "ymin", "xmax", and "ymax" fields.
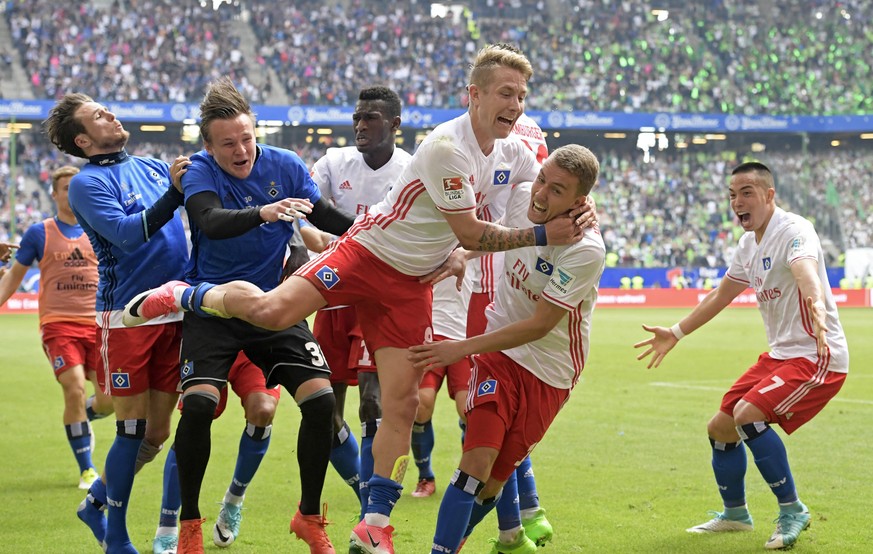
[
  {"xmin": 710, "ymin": 438, "xmax": 748, "ymax": 508},
  {"xmin": 515, "ymin": 457, "xmax": 540, "ymax": 512},
  {"xmin": 66, "ymin": 421, "xmax": 94, "ymax": 473},
  {"xmin": 180, "ymin": 282, "xmax": 217, "ymax": 318},
  {"xmin": 411, "ymin": 420, "xmax": 436, "ymax": 481},
  {"xmin": 431, "ymin": 469, "xmax": 483, "ymax": 554},
  {"xmin": 365, "ymin": 474, "xmax": 403, "ymax": 518},
  {"xmin": 739, "ymin": 422, "xmax": 798, "ymax": 504},
  {"xmin": 228, "ymin": 422, "xmax": 272, "ymax": 500},
  {"xmin": 329, "ymin": 421, "xmax": 361, "ymax": 496},
  {"xmin": 104, "ymin": 419, "xmax": 146, "ymax": 548},
  {"xmin": 160, "ymin": 445, "xmax": 180, "ymax": 529},
  {"xmin": 495, "ymin": 472, "xmax": 521, "ymax": 532},
  {"xmin": 359, "ymin": 420, "xmax": 378, "ymax": 519}
]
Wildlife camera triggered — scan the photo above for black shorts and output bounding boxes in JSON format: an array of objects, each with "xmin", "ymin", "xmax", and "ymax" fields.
[{"xmin": 180, "ymin": 313, "xmax": 331, "ymax": 396}]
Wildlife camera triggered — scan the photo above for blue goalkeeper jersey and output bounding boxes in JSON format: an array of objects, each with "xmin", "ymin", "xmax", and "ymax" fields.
[
  {"xmin": 182, "ymin": 144, "xmax": 321, "ymax": 291},
  {"xmin": 69, "ymin": 152, "xmax": 188, "ymax": 313}
]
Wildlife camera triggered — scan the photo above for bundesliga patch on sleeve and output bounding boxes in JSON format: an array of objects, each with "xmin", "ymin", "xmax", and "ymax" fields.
[
  {"xmin": 548, "ymin": 267, "xmax": 576, "ymax": 295},
  {"xmin": 315, "ymin": 265, "xmax": 340, "ymax": 289},
  {"xmin": 789, "ymin": 236, "xmax": 806, "ymax": 255},
  {"xmin": 442, "ymin": 177, "xmax": 464, "ymax": 201}
]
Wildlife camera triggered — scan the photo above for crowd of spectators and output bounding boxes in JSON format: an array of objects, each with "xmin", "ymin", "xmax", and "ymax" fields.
[
  {"xmin": 4, "ymin": 0, "xmax": 264, "ymax": 104},
  {"xmin": 3, "ymin": 0, "xmax": 870, "ymax": 114}
]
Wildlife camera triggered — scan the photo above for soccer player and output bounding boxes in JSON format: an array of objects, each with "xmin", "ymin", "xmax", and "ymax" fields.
[
  {"xmin": 125, "ymin": 44, "xmax": 594, "ymax": 554},
  {"xmin": 43, "ymin": 95, "xmax": 190, "ymax": 554},
  {"xmin": 410, "ymin": 144, "xmax": 603, "ymax": 554},
  {"xmin": 151, "ymin": 352, "xmax": 282, "ymax": 554},
  {"xmin": 0, "ymin": 165, "xmax": 113, "ymax": 489},
  {"xmin": 635, "ymin": 161, "xmax": 849, "ymax": 550},
  {"xmin": 306, "ymin": 86, "xmax": 412, "ymax": 517},
  {"xmin": 412, "ymin": 112, "xmax": 554, "ymax": 547},
  {"xmin": 125, "ymin": 77, "xmax": 355, "ymax": 554}
]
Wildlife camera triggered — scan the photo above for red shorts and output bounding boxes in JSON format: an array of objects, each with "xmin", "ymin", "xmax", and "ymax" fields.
[
  {"xmin": 466, "ymin": 292, "xmax": 492, "ymax": 338},
  {"xmin": 720, "ymin": 352, "xmax": 846, "ymax": 434},
  {"xmin": 297, "ymin": 238, "xmax": 433, "ymax": 351},
  {"xmin": 419, "ymin": 334, "xmax": 472, "ymax": 398},
  {"xmin": 97, "ymin": 323, "xmax": 182, "ymax": 396},
  {"xmin": 40, "ymin": 322, "xmax": 99, "ymax": 378},
  {"xmin": 313, "ymin": 306, "xmax": 376, "ymax": 386},
  {"xmin": 464, "ymin": 351, "xmax": 569, "ymax": 482},
  {"xmin": 212, "ymin": 352, "xmax": 281, "ymax": 419}
]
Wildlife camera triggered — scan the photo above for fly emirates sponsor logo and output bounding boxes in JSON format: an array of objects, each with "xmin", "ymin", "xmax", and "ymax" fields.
[
  {"xmin": 754, "ymin": 276, "xmax": 781, "ymax": 303},
  {"xmin": 507, "ymin": 259, "xmax": 540, "ymax": 302}
]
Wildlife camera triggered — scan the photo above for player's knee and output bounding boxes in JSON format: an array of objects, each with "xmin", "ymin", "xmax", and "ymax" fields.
[
  {"xmin": 707, "ymin": 412, "xmax": 739, "ymax": 442},
  {"xmin": 298, "ymin": 388, "xmax": 335, "ymax": 422},
  {"xmin": 243, "ymin": 394, "xmax": 277, "ymax": 427},
  {"xmin": 181, "ymin": 390, "xmax": 219, "ymax": 420}
]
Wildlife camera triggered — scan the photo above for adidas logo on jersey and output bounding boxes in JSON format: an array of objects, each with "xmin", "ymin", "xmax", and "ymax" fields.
[
  {"xmin": 339, "ymin": 180, "xmax": 352, "ymax": 190},
  {"xmin": 64, "ymin": 248, "xmax": 88, "ymax": 267}
]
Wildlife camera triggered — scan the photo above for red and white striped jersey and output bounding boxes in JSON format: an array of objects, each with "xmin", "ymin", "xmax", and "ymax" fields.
[
  {"xmin": 350, "ymin": 112, "xmax": 539, "ymax": 276},
  {"xmin": 485, "ymin": 183, "xmax": 605, "ymax": 390},
  {"xmin": 468, "ymin": 113, "xmax": 549, "ymax": 294},
  {"xmin": 725, "ymin": 207, "xmax": 848, "ymax": 373}
]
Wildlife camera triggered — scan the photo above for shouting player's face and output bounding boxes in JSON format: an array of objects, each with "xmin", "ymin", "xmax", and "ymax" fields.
[
  {"xmin": 471, "ymin": 66, "xmax": 527, "ymax": 142},
  {"xmin": 205, "ymin": 114, "xmax": 258, "ymax": 180},
  {"xmin": 74, "ymin": 102, "xmax": 130, "ymax": 155},
  {"xmin": 729, "ymin": 171, "xmax": 775, "ymax": 240},
  {"xmin": 528, "ymin": 158, "xmax": 585, "ymax": 225}
]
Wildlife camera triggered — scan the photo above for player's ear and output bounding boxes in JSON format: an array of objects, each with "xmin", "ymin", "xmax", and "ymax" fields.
[
  {"xmin": 74, "ymin": 134, "xmax": 91, "ymax": 150},
  {"xmin": 571, "ymin": 195, "xmax": 587, "ymax": 210}
]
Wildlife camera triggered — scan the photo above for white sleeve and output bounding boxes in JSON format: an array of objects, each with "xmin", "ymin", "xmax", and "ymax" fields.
[
  {"xmin": 309, "ymin": 153, "xmax": 333, "ymax": 201},
  {"xmin": 416, "ymin": 138, "xmax": 476, "ymax": 214},
  {"xmin": 785, "ymin": 223, "xmax": 820, "ymax": 267},
  {"xmin": 725, "ymin": 237, "xmax": 750, "ymax": 285}
]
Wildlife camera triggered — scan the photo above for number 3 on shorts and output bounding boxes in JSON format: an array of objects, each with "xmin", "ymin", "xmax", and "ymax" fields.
[
  {"xmin": 304, "ymin": 341, "xmax": 326, "ymax": 367},
  {"xmin": 758, "ymin": 375, "xmax": 785, "ymax": 394}
]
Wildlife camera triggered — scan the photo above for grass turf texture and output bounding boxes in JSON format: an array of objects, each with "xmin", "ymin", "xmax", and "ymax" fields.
[{"xmin": 0, "ymin": 308, "xmax": 871, "ymax": 553}]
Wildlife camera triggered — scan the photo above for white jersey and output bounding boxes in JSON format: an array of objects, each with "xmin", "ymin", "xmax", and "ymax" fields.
[
  {"xmin": 486, "ymin": 183, "xmax": 606, "ymax": 390},
  {"xmin": 468, "ymin": 113, "xmax": 549, "ymax": 294},
  {"xmin": 350, "ymin": 112, "xmax": 540, "ymax": 276},
  {"xmin": 725, "ymin": 207, "xmax": 848, "ymax": 373},
  {"xmin": 431, "ymin": 275, "xmax": 473, "ymax": 340},
  {"xmin": 310, "ymin": 146, "xmax": 412, "ymax": 217}
]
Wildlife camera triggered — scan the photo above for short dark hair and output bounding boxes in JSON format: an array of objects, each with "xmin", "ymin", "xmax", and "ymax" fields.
[
  {"xmin": 199, "ymin": 76, "xmax": 255, "ymax": 144},
  {"xmin": 731, "ymin": 161, "xmax": 774, "ymax": 188},
  {"xmin": 43, "ymin": 93, "xmax": 94, "ymax": 159},
  {"xmin": 550, "ymin": 144, "xmax": 600, "ymax": 196},
  {"xmin": 358, "ymin": 86, "xmax": 402, "ymax": 119}
]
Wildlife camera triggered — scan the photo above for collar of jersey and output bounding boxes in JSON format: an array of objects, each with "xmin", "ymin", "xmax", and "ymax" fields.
[{"xmin": 88, "ymin": 150, "xmax": 129, "ymax": 167}]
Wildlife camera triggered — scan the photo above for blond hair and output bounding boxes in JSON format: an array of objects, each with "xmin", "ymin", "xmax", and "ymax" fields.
[
  {"xmin": 550, "ymin": 145, "xmax": 600, "ymax": 196},
  {"xmin": 51, "ymin": 165, "xmax": 80, "ymax": 192},
  {"xmin": 469, "ymin": 43, "xmax": 533, "ymax": 89}
]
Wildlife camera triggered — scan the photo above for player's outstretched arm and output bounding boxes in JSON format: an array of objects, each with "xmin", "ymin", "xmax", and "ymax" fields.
[
  {"xmin": 0, "ymin": 261, "xmax": 28, "ymax": 307},
  {"xmin": 790, "ymin": 257, "xmax": 831, "ymax": 358},
  {"xmin": 634, "ymin": 277, "xmax": 748, "ymax": 369}
]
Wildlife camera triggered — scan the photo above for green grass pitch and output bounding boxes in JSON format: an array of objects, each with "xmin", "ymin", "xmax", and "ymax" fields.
[{"xmin": 1, "ymin": 308, "xmax": 871, "ymax": 552}]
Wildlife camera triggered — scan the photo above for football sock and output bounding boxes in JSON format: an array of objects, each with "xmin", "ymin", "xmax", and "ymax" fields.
[
  {"xmin": 738, "ymin": 422, "xmax": 798, "ymax": 504},
  {"xmin": 85, "ymin": 395, "xmax": 108, "ymax": 421},
  {"xmin": 495, "ymin": 472, "xmax": 521, "ymax": 531},
  {"xmin": 89, "ymin": 476, "xmax": 108, "ymax": 507},
  {"xmin": 134, "ymin": 438, "xmax": 162, "ymax": 473},
  {"xmin": 411, "ymin": 419, "xmax": 436, "ymax": 481},
  {"xmin": 66, "ymin": 420, "xmax": 94, "ymax": 473},
  {"xmin": 226, "ymin": 422, "xmax": 272, "ymax": 503},
  {"xmin": 159, "ymin": 444, "xmax": 180, "ymax": 529},
  {"xmin": 365, "ymin": 474, "xmax": 403, "ymax": 527},
  {"xmin": 359, "ymin": 419, "xmax": 379, "ymax": 519},
  {"xmin": 710, "ymin": 437, "xmax": 748, "ymax": 508},
  {"xmin": 431, "ymin": 469, "xmax": 484, "ymax": 554},
  {"xmin": 175, "ymin": 391, "xmax": 218, "ymax": 521},
  {"xmin": 515, "ymin": 456, "xmax": 540, "ymax": 512},
  {"xmin": 329, "ymin": 421, "xmax": 361, "ymax": 496},
  {"xmin": 296, "ymin": 389, "xmax": 334, "ymax": 515},
  {"xmin": 180, "ymin": 282, "xmax": 217, "ymax": 317},
  {"xmin": 104, "ymin": 419, "xmax": 146, "ymax": 548}
]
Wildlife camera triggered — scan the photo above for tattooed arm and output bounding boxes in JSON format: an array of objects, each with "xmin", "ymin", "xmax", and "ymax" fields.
[{"xmin": 443, "ymin": 210, "xmax": 583, "ymax": 251}]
